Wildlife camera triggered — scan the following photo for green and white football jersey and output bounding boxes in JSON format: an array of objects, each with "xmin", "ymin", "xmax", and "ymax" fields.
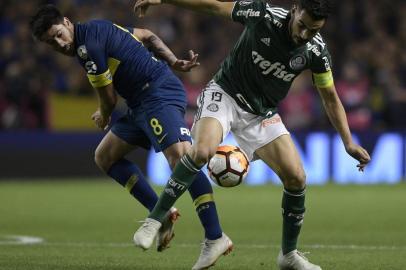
[{"xmin": 213, "ymin": 0, "xmax": 333, "ymax": 117}]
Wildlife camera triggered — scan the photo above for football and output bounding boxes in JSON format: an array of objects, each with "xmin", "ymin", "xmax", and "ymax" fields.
[{"xmin": 207, "ymin": 145, "xmax": 250, "ymax": 187}]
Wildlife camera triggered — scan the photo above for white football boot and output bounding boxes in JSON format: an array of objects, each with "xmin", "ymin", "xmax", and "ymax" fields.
[
  {"xmin": 156, "ymin": 207, "xmax": 180, "ymax": 252},
  {"xmin": 277, "ymin": 250, "xmax": 322, "ymax": 270},
  {"xmin": 192, "ymin": 233, "xmax": 233, "ymax": 270},
  {"xmin": 133, "ymin": 218, "xmax": 162, "ymax": 250}
]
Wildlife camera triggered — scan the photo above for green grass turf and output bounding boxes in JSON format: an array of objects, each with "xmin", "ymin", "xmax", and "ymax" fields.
[{"xmin": 0, "ymin": 180, "xmax": 405, "ymax": 270}]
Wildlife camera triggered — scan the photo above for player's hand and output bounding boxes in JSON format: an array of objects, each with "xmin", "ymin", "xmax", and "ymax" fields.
[
  {"xmin": 171, "ymin": 50, "xmax": 200, "ymax": 72},
  {"xmin": 91, "ymin": 110, "xmax": 111, "ymax": 130},
  {"xmin": 345, "ymin": 143, "xmax": 371, "ymax": 172},
  {"xmin": 133, "ymin": 0, "xmax": 162, "ymax": 18}
]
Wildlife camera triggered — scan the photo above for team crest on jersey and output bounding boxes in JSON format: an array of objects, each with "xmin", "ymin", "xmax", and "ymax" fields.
[
  {"xmin": 289, "ymin": 54, "xmax": 307, "ymax": 71},
  {"xmin": 85, "ymin": 61, "xmax": 97, "ymax": 74},
  {"xmin": 207, "ymin": 103, "xmax": 219, "ymax": 112},
  {"xmin": 77, "ymin": 45, "xmax": 88, "ymax": 60}
]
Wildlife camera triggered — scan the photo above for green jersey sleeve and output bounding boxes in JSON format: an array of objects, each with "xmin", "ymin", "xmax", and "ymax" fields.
[
  {"xmin": 309, "ymin": 36, "xmax": 333, "ymax": 74},
  {"xmin": 309, "ymin": 36, "xmax": 334, "ymax": 88},
  {"xmin": 231, "ymin": 0, "xmax": 267, "ymax": 26}
]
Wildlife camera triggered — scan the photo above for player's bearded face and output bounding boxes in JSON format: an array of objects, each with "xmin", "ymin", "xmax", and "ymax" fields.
[
  {"xmin": 289, "ymin": 7, "xmax": 325, "ymax": 46},
  {"xmin": 41, "ymin": 18, "xmax": 75, "ymax": 57}
]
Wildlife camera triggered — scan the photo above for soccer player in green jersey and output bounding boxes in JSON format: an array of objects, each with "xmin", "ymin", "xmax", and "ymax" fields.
[{"xmin": 132, "ymin": 1, "xmax": 371, "ymax": 269}]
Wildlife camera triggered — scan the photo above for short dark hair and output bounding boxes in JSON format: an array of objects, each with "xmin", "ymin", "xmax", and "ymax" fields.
[
  {"xmin": 298, "ymin": 0, "xmax": 333, "ymax": 20},
  {"xmin": 29, "ymin": 4, "xmax": 64, "ymax": 40}
]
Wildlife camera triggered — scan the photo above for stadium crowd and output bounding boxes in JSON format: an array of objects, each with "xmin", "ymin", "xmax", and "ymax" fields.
[{"xmin": 0, "ymin": 0, "xmax": 405, "ymax": 130}]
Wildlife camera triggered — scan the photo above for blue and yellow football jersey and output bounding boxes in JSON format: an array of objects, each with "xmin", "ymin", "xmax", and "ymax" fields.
[{"xmin": 73, "ymin": 20, "xmax": 175, "ymax": 106}]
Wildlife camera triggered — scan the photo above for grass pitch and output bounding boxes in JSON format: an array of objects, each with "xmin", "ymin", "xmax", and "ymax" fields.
[{"xmin": 0, "ymin": 180, "xmax": 405, "ymax": 270}]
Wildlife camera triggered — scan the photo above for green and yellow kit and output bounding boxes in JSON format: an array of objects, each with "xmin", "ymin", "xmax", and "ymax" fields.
[{"xmin": 213, "ymin": 0, "xmax": 334, "ymax": 117}]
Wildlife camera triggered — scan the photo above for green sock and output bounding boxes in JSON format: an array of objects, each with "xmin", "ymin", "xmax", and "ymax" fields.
[
  {"xmin": 281, "ymin": 188, "xmax": 306, "ymax": 254},
  {"xmin": 149, "ymin": 154, "xmax": 201, "ymax": 222}
]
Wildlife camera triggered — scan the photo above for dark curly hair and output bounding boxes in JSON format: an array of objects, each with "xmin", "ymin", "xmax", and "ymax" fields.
[
  {"xmin": 29, "ymin": 4, "xmax": 64, "ymax": 40},
  {"xmin": 298, "ymin": 0, "xmax": 333, "ymax": 20}
]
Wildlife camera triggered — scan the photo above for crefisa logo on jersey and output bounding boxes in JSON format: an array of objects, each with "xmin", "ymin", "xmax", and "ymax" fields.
[
  {"xmin": 289, "ymin": 54, "xmax": 307, "ymax": 71},
  {"xmin": 77, "ymin": 45, "xmax": 88, "ymax": 60},
  {"xmin": 236, "ymin": 9, "xmax": 260, "ymax": 18},
  {"xmin": 252, "ymin": 51, "xmax": 295, "ymax": 82}
]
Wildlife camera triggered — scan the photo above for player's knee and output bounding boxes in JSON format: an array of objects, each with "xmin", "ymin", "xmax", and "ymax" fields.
[
  {"xmin": 283, "ymin": 168, "xmax": 306, "ymax": 189},
  {"xmin": 167, "ymin": 152, "xmax": 183, "ymax": 170},
  {"xmin": 190, "ymin": 144, "xmax": 217, "ymax": 166},
  {"xmin": 94, "ymin": 148, "xmax": 111, "ymax": 173}
]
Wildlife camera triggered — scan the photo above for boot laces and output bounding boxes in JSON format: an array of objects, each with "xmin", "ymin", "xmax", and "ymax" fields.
[{"xmin": 297, "ymin": 251, "xmax": 311, "ymax": 261}]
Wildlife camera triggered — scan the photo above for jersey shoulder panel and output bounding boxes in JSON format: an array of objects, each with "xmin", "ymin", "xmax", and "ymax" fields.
[
  {"xmin": 264, "ymin": 3, "xmax": 289, "ymax": 22},
  {"xmin": 81, "ymin": 20, "xmax": 111, "ymax": 76},
  {"xmin": 75, "ymin": 21, "xmax": 113, "ymax": 87}
]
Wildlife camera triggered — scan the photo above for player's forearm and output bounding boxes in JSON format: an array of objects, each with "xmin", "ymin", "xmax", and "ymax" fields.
[
  {"xmin": 99, "ymin": 101, "xmax": 115, "ymax": 118},
  {"xmin": 95, "ymin": 85, "xmax": 117, "ymax": 118},
  {"xmin": 322, "ymin": 92, "xmax": 353, "ymax": 147},
  {"xmin": 162, "ymin": 0, "xmax": 228, "ymax": 17},
  {"xmin": 146, "ymin": 34, "xmax": 177, "ymax": 66}
]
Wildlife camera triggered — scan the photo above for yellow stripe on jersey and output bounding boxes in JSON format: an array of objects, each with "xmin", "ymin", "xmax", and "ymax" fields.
[
  {"xmin": 86, "ymin": 58, "xmax": 121, "ymax": 88},
  {"xmin": 107, "ymin": 57, "xmax": 120, "ymax": 76},
  {"xmin": 193, "ymin": 193, "xmax": 214, "ymax": 208},
  {"xmin": 87, "ymin": 69, "xmax": 113, "ymax": 88},
  {"xmin": 313, "ymin": 70, "xmax": 334, "ymax": 88},
  {"xmin": 113, "ymin": 23, "xmax": 142, "ymax": 43}
]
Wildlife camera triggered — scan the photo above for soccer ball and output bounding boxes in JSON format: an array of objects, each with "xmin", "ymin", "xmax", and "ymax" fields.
[{"xmin": 207, "ymin": 145, "xmax": 250, "ymax": 187}]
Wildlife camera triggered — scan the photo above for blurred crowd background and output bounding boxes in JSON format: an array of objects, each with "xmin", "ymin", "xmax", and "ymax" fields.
[{"xmin": 1, "ymin": 0, "xmax": 405, "ymax": 131}]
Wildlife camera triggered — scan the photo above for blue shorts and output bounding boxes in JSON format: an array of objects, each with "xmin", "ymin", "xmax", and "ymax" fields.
[{"xmin": 111, "ymin": 77, "xmax": 191, "ymax": 152}]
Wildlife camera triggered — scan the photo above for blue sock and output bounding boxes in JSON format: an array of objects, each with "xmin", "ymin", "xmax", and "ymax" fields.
[
  {"xmin": 107, "ymin": 159, "xmax": 158, "ymax": 212},
  {"xmin": 188, "ymin": 171, "xmax": 223, "ymax": 240}
]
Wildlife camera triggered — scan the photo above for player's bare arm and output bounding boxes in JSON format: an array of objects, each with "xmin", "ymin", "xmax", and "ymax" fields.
[
  {"xmin": 133, "ymin": 28, "xmax": 199, "ymax": 72},
  {"xmin": 316, "ymin": 84, "xmax": 371, "ymax": 171},
  {"xmin": 91, "ymin": 84, "xmax": 117, "ymax": 130},
  {"xmin": 133, "ymin": 0, "xmax": 234, "ymax": 19}
]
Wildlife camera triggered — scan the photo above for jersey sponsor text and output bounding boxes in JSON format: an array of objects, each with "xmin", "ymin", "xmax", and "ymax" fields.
[
  {"xmin": 236, "ymin": 9, "xmax": 260, "ymax": 18},
  {"xmin": 252, "ymin": 51, "xmax": 295, "ymax": 81}
]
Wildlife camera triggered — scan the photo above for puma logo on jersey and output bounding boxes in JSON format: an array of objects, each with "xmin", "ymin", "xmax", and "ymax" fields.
[
  {"xmin": 260, "ymin": 37, "xmax": 271, "ymax": 46},
  {"xmin": 264, "ymin": 14, "xmax": 283, "ymax": 28},
  {"xmin": 252, "ymin": 51, "xmax": 295, "ymax": 82}
]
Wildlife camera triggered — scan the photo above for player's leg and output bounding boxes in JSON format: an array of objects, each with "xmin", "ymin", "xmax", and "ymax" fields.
[
  {"xmin": 147, "ymin": 88, "xmax": 228, "ymax": 222},
  {"xmin": 163, "ymin": 140, "xmax": 223, "ymax": 241},
  {"xmin": 134, "ymin": 109, "xmax": 223, "ymax": 245},
  {"xmin": 255, "ymin": 134, "xmax": 306, "ymax": 253},
  {"xmin": 254, "ymin": 135, "xmax": 321, "ymax": 270},
  {"xmin": 134, "ymin": 81, "xmax": 233, "ymax": 257},
  {"xmin": 94, "ymin": 118, "xmax": 158, "ymax": 212},
  {"xmin": 165, "ymin": 140, "xmax": 234, "ymax": 267},
  {"xmin": 229, "ymin": 108, "xmax": 319, "ymax": 269},
  {"xmin": 152, "ymin": 117, "xmax": 223, "ymax": 218}
]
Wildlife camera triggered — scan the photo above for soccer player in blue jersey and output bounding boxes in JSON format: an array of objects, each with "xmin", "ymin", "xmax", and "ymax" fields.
[{"xmin": 29, "ymin": 5, "xmax": 232, "ymax": 268}]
